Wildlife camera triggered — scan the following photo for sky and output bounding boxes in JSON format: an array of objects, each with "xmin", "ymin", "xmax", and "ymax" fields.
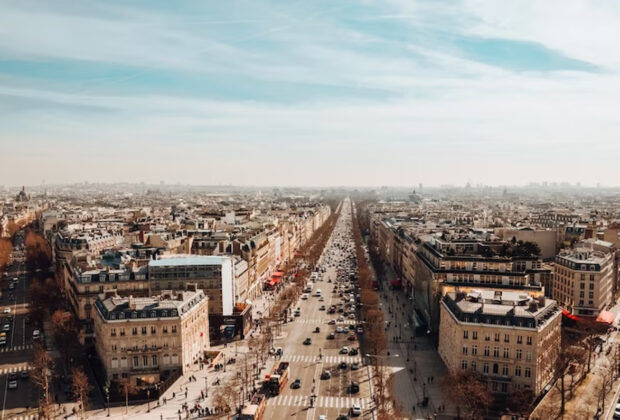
[{"xmin": 1, "ymin": 0, "xmax": 620, "ymax": 187}]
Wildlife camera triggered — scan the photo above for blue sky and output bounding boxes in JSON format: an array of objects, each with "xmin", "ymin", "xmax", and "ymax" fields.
[{"xmin": 1, "ymin": 0, "xmax": 619, "ymax": 187}]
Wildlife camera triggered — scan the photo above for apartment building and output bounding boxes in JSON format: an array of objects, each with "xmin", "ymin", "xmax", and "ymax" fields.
[
  {"xmin": 553, "ymin": 246, "xmax": 615, "ymax": 317},
  {"xmin": 438, "ymin": 290, "xmax": 561, "ymax": 395},
  {"xmin": 148, "ymin": 255, "xmax": 234, "ymax": 316},
  {"xmin": 93, "ymin": 285, "xmax": 209, "ymax": 387}
]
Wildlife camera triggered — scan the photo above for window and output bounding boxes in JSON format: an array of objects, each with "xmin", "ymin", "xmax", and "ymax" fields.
[
  {"xmin": 589, "ymin": 291, "xmax": 594, "ymax": 299},
  {"xmin": 485, "ymin": 334, "xmax": 490, "ymax": 342},
  {"xmin": 110, "ymin": 328, "xmax": 116, "ymax": 337},
  {"xmin": 152, "ymin": 355, "xmax": 158, "ymax": 366},
  {"xmin": 502, "ymin": 365, "xmax": 508, "ymax": 376},
  {"xmin": 142, "ymin": 356, "xmax": 148, "ymax": 366},
  {"xmin": 484, "ymin": 346, "xmax": 490, "ymax": 357},
  {"xmin": 501, "ymin": 383, "xmax": 508, "ymax": 393},
  {"xmin": 111, "ymin": 345, "xmax": 117, "ymax": 351},
  {"xmin": 516, "ymin": 349, "xmax": 522, "ymax": 360},
  {"xmin": 163, "ymin": 354, "xmax": 170, "ymax": 365},
  {"xmin": 515, "ymin": 366, "xmax": 522, "ymax": 376},
  {"xmin": 580, "ymin": 291, "xmax": 585, "ymax": 298},
  {"xmin": 151, "ymin": 326, "xmax": 156, "ymax": 334},
  {"xmin": 493, "ymin": 347, "xmax": 500, "ymax": 358},
  {"xmin": 493, "ymin": 363, "xmax": 499, "ymax": 374},
  {"xmin": 133, "ymin": 356, "xmax": 139, "ymax": 367},
  {"xmin": 111, "ymin": 358, "xmax": 119, "ymax": 369},
  {"xmin": 132, "ymin": 327, "xmax": 138, "ymax": 336},
  {"xmin": 172, "ymin": 325, "xmax": 177, "ymax": 333},
  {"xmin": 517, "ymin": 335, "xmax": 523, "ymax": 344},
  {"xmin": 461, "ymin": 360, "xmax": 468, "ymax": 370},
  {"xmin": 525, "ymin": 367, "xmax": 531, "ymax": 378},
  {"xmin": 526, "ymin": 336, "xmax": 532, "ymax": 345},
  {"xmin": 504, "ymin": 334, "xmax": 510, "ymax": 343},
  {"xmin": 471, "ymin": 361, "xmax": 477, "ymax": 371},
  {"xmin": 120, "ymin": 328, "xmax": 125, "ymax": 336},
  {"xmin": 121, "ymin": 357, "xmax": 128, "ymax": 368},
  {"xmin": 462, "ymin": 346, "xmax": 468, "ymax": 355},
  {"xmin": 526, "ymin": 351, "xmax": 532, "ymax": 361},
  {"xmin": 483, "ymin": 363, "xmax": 489, "ymax": 374},
  {"xmin": 463, "ymin": 330, "xmax": 469, "ymax": 339},
  {"xmin": 163, "ymin": 326, "xmax": 168, "ymax": 334},
  {"xmin": 472, "ymin": 331, "xmax": 478, "ymax": 340},
  {"xmin": 141, "ymin": 326, "xmax": 147, "ymax": 335},
  {"xmin": 503, "ymin": 348, "xmax": 509, "ymax": 359},
  {"xmin": 494, "ymin": 333, "xmax": 500, "ymax": 342},
  {"xmin": 492, "ymin": 381, "xmax": 498, "ymax": 391},
  {"xmin": 472, "ymin": 345, "xmax": 478, "ymax": 355}
]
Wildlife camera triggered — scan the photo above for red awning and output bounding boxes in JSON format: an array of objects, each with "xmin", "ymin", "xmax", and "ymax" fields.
[
  {"xmin": 271, "ymin": 276, "xmax": 281, "ymax": 284},
  {"xmin": 273, "ymin": 271, "xmax": 285, "ymax": 277},
  {"xmin": 562, "ymin": 309, "xmax": 580, "ymax": 321},
  {"xmin": 264, "ymin": 280, "xmax": 276, "ymax": 287},
  {"xmin": 596, "ymin": 310, "xmax": 615, "ymax": 324}
]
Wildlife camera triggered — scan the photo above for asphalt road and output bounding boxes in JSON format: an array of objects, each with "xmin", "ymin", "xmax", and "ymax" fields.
[
  {"xmin": 264, "ymin": 199, "xmax": 373, "ymax": 420},
  {"xmin": 0, "ymin": 238, "xmax": 37, "ymax": 420}
]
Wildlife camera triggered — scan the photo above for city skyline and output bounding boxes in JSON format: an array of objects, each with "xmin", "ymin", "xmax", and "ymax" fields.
[{"xmin": 2, "ymin": 0, "xmax": 620, "ymax": 187}]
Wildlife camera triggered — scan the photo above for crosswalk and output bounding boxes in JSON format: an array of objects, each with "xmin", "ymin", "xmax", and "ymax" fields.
[
  {"xmin": 283, "ymin": 354, "xmax": 362, "ymax": 364},
  {"xmin": 8, "ymin": 415, "xmax": 37, "ymax": 420},
  {"xmin": 0, "ymin": 365, "xmax": 32, "ymax": 375},
  {"xmin": 268, "ymin": 395, "xmax": 371, "ymax": 409},
  {"xmin": 0, "ymin": 344, "xmax": 33, "ymax": 353},
  {"xmin": 295, "ymin": 319, "xmax": 357, "ymax": 325}
]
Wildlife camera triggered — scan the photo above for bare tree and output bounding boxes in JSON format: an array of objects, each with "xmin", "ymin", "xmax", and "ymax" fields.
[
  {"xmin": 31, "ymin": 346, "xmax": 54, "ymax": 420},
  {"xmin": 71, "ymin": 367, "xmax": 92, "ymax": 419},
  {"xmin": 0, "ymin": 239, "xmax": 12, "ymax": 271},
  {"xmin": 440, "ymin": 370, "xmax": 491, "ymax": 420}
]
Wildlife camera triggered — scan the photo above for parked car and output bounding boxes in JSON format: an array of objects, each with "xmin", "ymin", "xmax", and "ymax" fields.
[
  {"xmin": 291, "ymin": 378, "xmax": 301, "ymax": 389},
  {"xmin": 320, "ymin": 371, "xmax": 331, "ymax": 380},
  {"xmin": 303, "ymin": 338, "xmax": 312, "ymax": 345}
]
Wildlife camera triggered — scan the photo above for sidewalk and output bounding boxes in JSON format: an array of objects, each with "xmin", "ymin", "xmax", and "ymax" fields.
[{"xmin": 377, "ymin": 263, "xmax": 456, "ymax": 419}]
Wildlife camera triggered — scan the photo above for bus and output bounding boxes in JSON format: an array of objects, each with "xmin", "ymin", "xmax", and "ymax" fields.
[
  {"xmin": 265, "ymin": 362, "xmax": 289, "ymax": 395},
  {"xmin": 236, "ymin": 393, "xmax": 266, "ymax": 420}
]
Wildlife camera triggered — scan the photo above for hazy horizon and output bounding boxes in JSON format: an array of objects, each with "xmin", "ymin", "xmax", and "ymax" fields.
[{"xmin": 2, "ymin": 0, "xmax": 620, "ymax": 187}]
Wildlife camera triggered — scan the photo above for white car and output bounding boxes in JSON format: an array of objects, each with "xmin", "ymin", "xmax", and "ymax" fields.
[
  {"xmin": 33, "ymin": 330, "xmax": 41, "ymax": 340},
  {"xmin": 350, "ymin": 404, "xmax": 362, "ymax": 416},
  {"xmin": 2, "ymin": 308, "xmax": 10, "ymax": 314},
  {"xmin": 319, "ymin": 415, "xmax": 327, "ymax": 420},
  {"xmin": 8, "ymin": 380, "xmax": 17, "ymax": 390},
  {"xmin": 301, "ymin": 294, "xmax": 308, "ymax": 300}
]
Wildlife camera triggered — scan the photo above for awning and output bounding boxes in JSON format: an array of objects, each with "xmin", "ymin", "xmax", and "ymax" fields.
[
  {"xmin": 271, "ymin": 276, "xmax": 281, "ymax": 284},
  {"xmin": 264, "ymin": 280, "xmax": 276, "ymax": 287},
  {"xmin": 273, "ymin": 271, "xmax": 285, "ymax": 277},
  {"xmin": 596, "ymin": 310, "xmax": 615, "ymax": 324},
  {"xmin": 562, "ymin": 309, "xmax": 580, "ymax": 321}
]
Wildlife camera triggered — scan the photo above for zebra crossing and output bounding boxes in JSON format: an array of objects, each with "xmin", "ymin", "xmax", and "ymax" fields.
[
  {"xmin": 268, "ymin": 395, "xmax": 371, "ymax": 409},
  {"xmin": 0, "ymin": 344, "xmax": 33, "ymax": 353},
  {"xmin": 282, "ymin": 354, "xmax": 361, "ymax": 364},
  {"xmin": 0, "ymin": 364, "xmax": 31, "ymax": 375},
  {"xmin": 8, "ymin": 415, "xmax": 37, "ymax": 420},
  {"xmin": 295, "ymin": 319, "xmax": 356, "ymax": 325}
]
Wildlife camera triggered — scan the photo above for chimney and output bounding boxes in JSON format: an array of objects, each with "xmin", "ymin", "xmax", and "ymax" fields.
[
  {"xmin": 537, "ymin": 295, "xmax": 546, "ymax": 307},
  {"xmin": 177, "ymin": 293, "xmax": 184, "ymax": 301}
]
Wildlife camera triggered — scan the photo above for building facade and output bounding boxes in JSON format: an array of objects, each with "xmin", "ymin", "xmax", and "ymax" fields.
[{"xmin": 438, "ymin": 290, "xmax": 561, "ymax": 396}]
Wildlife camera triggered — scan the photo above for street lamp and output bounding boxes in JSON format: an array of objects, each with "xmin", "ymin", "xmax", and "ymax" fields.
[{"xmin": 204, "ymin": 374, "xmax": 209, "ymax": 397}]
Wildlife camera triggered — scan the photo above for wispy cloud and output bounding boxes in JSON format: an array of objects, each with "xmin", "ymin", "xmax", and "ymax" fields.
[{"xmin": 1, "ymin": 0, "xmax": 619, "ymax": 187}]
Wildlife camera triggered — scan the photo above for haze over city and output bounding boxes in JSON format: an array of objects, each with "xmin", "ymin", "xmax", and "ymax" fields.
[{"xmin": 2, "ymin": 0, "xmax": 620, "ymax": 187}]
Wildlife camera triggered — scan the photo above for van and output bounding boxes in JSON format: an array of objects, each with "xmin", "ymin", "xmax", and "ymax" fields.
[{"xmin": 315, "ymin": 289, "xmax": 322, "ymax": 297}]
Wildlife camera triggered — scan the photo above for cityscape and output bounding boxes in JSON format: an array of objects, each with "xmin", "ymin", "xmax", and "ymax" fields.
[{"xmin": 2, "ymin": 2, "xmax": 620, "ymax": 420}]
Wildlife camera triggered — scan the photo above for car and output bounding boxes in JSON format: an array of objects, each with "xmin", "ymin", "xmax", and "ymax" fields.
[
  {"xmin": 20, "ymin": 370, "xmax": 29, "ymax": 380},
  {"xmin": 1, "ymin": 324, "xmax": 9, "ymax": 332},
  {"xmin": 319, "ymin": 305, "xmax": 326, "ymax": 311},
  {"xmin": 319, "ymin": 296, "xmax": 325, "ymax": 302},
  {"xmin": 301, "ymin": 294, "xmax": 308, "ymax": 300},
  {"xmin": 0, "ymin": 339, "xmax": 6, "ymax": 347},
  {"xmin": 336, "ymin": 414, "xmax": 349, "ymax": 420},
  {"xmin": 339, "ymin": 361, "xmax": 348, "ymax": 369},
  {"xmin": 337, "ymin": 317, "xmax": 344, "ymax": 322},
  {"xmin": 349, "ymin": 348, "xmax": 358, "ymax": 356},
  {"xmin": 8, "ymin": 380, "xmax": 17, "ymax": 390},
  {"xmin": 3, "ymin": 308, "xmax": 10, "ymax": 314},
  {"xmin": 291, "ymin": 378, "xmax": 301, "ymax": 389},
  {"xmin": 327, "ymin": 333, "xmax": 335, "ymax": 340},
  {"xmin": 294, "ymin": 311, "xmax": 301, "ymax": 317},
  {"xmin": 351, "ymin": 362, "xmax": 359, "ymax": 370},
  {"xmin": 328, "ymin": 319, "xmax": 336, "ymax": 325},
  {"xmin": 336, "ymin": 326, "xmax": 344, "ymax": 333},
  {"xmin": 314, "ymin": 327, "xmax": 320, "ymax": 333},
  {"xmin": 320, "ymin": 371, "xmax": 331, "ymax": 380},
  {"xmin": 32, "ymin": 329, "xmax": 41, "ymax": 340},
  {"xmin": 348, "ymin": 313, "xmax": 356, "ymax": 319},
  {"xmin": 356, "ymin": 327, "xmax": 364, "ymax": 334},
  {"xmin": 348, "ymin": 325, "xmax": 355, "ymax": 330},
  {"xmin": 350, "ymin": 404, "xmax": 362, "ymax": 416},
  {"xmin": 348, "ymin": 382, "xmax": 360, "ymax": 394},
  {"xmin": 319, "ymin": 415, "xmax": 327, "ymax": 420},
  {"xmin": 303, "ymin": 338, "xmax": 312, "ymax": 345}
]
